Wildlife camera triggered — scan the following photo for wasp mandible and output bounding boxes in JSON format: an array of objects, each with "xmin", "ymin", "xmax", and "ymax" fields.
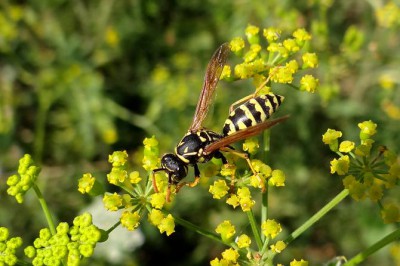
[{"xmin": 152, "ymin": 43, "xmax": 288, "ymax": 201}]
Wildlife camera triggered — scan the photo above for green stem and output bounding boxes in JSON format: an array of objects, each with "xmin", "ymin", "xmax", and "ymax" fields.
[
  {"xmin": 169, "ymin": 212, "xmax": 226, "ymax": 245},
  {"xmin": 344, "ymin": 228, "xmax": 400, "ymax": 266},
  {"xmin": 247, "ymin": 210, "xmax": 263, "ymax": 250},
  {"xmin": 32, "ymin": 184, "xmax": 56, "ymax": 235},
  {"xmin": 284, "ymin": 189, "xmax": 349, "ymax": 245},
  {"xmin": 106, "ymin": 221, "xmax": 121, "ymax": 234}
]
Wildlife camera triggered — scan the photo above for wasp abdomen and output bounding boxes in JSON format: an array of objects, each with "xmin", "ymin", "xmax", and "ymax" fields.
[{"xmin": 222, "ymin": 93, "xmax": 284, "ymax": 136}]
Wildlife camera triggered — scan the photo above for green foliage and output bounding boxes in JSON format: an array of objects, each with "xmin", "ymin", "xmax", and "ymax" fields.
[{"xmin": 1, "ymin": 0, "xmax": 400, "ymax": 265}]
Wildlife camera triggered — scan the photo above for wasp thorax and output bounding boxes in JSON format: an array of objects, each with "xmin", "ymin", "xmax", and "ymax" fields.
[{"xmin": 160, "ymin": 153, "xmax": 188, "ymax": 184}]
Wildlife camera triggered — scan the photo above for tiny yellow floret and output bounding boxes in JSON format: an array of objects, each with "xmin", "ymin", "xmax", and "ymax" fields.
[
  {"xmin": 270, "ymin": 240, "xmax": 287, "ymax": 253},
  {"xmin": 148, "ymin": 209, "xmax": 164, "ymax": 226},
  {"xmin": 290, "ymin": 259, "xmax": 309, "ymax": 266},
  {"xmin": 221, "ymin": 248, "xmax": 240, "ymax": 263},
  {"xmin": 339, "ymin": 141, "xmax": 355, "ymax": 153},
  {"xmin": 78, "ymin": 173, "xmax": 95, "ymax": 194},
  {"xmin": 300, "ymin": 75, "xmax": 319, "ymax": 93},
  {"xmin": 121, "ymin": 211, "xmax": 141, "ymax": 231},
  {"xmin": 261, "ymin": 219, "xmax": 282, "ymax": 239},
  {"xmin": 215, "ymin": 220, "xmax": 236, "ymax": 242},
  {"xmin": 158, "ymin": 214, "xmax": 175, "ymax": 236},
  {"xmin": 236, "ymin": 234, "xmax": 251, "ymax": 248},
  {"xmin": 150, "ymin": 193, "xmax": 166, "ymax": 209},
  {"xmin": 209, "ymin": 180, "xmax": 229, "ymax": 199},
  {"xmin": 330, "ymin": 155, "xmax": 350, "ymax": 175},
  {"xmin": 302, "ymin": 53, "xmax": 318, "ymax": 68}
]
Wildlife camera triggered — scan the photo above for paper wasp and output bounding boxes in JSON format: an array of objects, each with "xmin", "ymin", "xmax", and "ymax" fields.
[{"xmin": 152, "ymin": 43, "xmax": 288, "ymax": 201}]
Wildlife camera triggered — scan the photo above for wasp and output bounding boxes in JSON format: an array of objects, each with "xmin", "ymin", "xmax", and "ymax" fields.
[{"xmin": 152, "ymin": 43, "xmax": 288, "ymax": 201}]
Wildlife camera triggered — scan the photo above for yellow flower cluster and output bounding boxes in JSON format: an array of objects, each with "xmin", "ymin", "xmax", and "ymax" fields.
[
  {"xmin": 211, "ymin": 221, "xmax": 253, "ymax": 265},
  {"xmin": 322, "ymin": 121, "xmax": 400, "ymax": 223},
  {"xmin": 226, "ymin": 25, "xmax": 318, "ymax": 95},
  {"xmin": 82, "ymin": 136, "xmax": 177, "ymax": 235}
]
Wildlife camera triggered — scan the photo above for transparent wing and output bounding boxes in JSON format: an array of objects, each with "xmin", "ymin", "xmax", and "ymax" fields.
[
  {"xmin": 204, "ymin": 115, "xmax": 290, "ymax": 154},
  {"xmin": 189, "ymin": 43, "xmax": 230, "ymax": 131}
]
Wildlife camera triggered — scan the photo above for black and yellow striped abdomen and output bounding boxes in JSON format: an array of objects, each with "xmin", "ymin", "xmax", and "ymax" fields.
[{"xmin": 222, "ymin": 93, "xmax": 284, "ymax": 136}]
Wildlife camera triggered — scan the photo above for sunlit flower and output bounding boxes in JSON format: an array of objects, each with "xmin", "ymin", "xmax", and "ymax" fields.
[
  {"xmin": 261, "ymin": 219, "xmax": 282, "ymax": 239},
  {"xmin": 236, "ymin": 234, "xmax": 251, "ymax": 248},
  {"xmin": 215, "ymin": 220, "xmax": 236, "ymax": 242}
]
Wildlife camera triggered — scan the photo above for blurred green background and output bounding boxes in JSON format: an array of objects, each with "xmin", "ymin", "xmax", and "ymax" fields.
[{"xmin": 0, "ymin": 0, "xmax": 399, "ymax": 265}]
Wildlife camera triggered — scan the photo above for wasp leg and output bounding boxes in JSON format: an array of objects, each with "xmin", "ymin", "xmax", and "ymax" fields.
[
  {"xmin": 220, "ymin": 147, "xmax": 266, "ymax": 192},
  {"xmin": 152, "ymin": 168, "xmax": 166, "ymax": 193},
  {"xmin": 228, "ymin": 68, "xmax": 279, "ymax": 113},
  {"xmin": 175, "ymin": 164, "xmax": 201, "ymax": 194},
  {"xmin": 214, "ymin": 151, "xmax": 236, "ymax": 192}
]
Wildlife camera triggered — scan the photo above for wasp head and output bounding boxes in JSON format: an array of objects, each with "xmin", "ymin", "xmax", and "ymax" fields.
[{"xmin": 160, "ymin": 153, "xmax": 188, "ymax": 184}]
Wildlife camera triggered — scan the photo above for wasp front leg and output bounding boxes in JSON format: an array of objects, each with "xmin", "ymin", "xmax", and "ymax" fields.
[{"xmin": 175, "ymin": 164, "xmax": 201, "ymax": 193}]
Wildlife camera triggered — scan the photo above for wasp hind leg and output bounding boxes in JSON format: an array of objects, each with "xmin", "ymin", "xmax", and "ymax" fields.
[{"xmin": 220, "ymin": 147, "xmax": 266, "ymax": 192}]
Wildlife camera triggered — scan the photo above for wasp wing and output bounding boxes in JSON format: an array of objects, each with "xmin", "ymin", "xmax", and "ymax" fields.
[
  {"xmin": 189, "ymin": 43, "xmax": 230, "ymax": 131},
  {"xmin": 204, "ymin": 115, "xmax": 290, "ymax": 154}
]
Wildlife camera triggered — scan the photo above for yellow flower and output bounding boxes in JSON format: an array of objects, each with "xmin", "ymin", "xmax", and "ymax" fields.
[
  {"xmin": 293, "ymin": 28, "xmax": 311, "ymax": 42},
  {"xmin": 302, "ymin": 53, "xmax": 318, "ymax": 68},
  {"xmin": 300, "ymin": 75, "xmax": 319, "ymax": 93},
  {"xmin": 378, "ymin": 74, "xmax": 395, "ymax": 90},
  {"xmin": 142, "ymin": 136, "xmax": 160, "ymax": 171},
  {"xmin": 358, "ymin": 120, "xmax": 377, "ymax": 140},
  {"xmin": 339, "ymin": 141, "xmax": 355, "ymax": 153},
  {"xmin": 330, "ymin": 155, "xmax": 350, "ymax": 175},
  {"xmin": 226, "ymin": 194, "xmax": 240, "ymax": 208},
  {"xmin": 215, "ymin": 220, "xmax": 236, "ymax": 242},
  {"xmin": 78, "ymin": 173, "xmax": 95, "ymax": 194},
  {"xmin": 375, "ymin": 2, "xmax": 400, "ymax": 28},
  {"xmin": 158, "ymin": 214, "xmax": 175, "ymax": 236},
  {"xmin": 209, "ymin": 180, "xmax": 229, "ymax": 199},
  {"xmin": 108, "ymin": 151, "xmax": 128, "ymax": 167},
  {"xmin": 148, "ymin": 209, "xmax": 164, "ymax": 226},
  {"xmin": 342, "ymin": 175, "xmax": 356, "ymax": 189},
  {"xmin": 120, "ymin": 211, "xmax": 140, "ymax": 231},
  {"xmin": 355, "ymin": 140, "xmax": 374, "ymax": 157},
  {"xmin": 322, "ymin": 128, "xmax": 342, "ymax": 151},
  {"xmin": 105, "ymin": 26, "xmax": 119, "ymax": 48},
  {"xmin": 283, "ymin": 38, "xmax": 300, "ymax": 53},
  {"xmin": 103, "ymin": 192, "xmax": 122, "ymax": 211},
  {"xmin": 129, "ymin": 171, "xmax": 142, "ymax": 184},
  {"xmin": 221, "ymin": 248, "xmax": 240, "ymax": 263},
  {"xmin": 243, "ymin": 138, "xmax": 259, "ymax": 155},
  {"xmin": 245, "ymin": 24, "xmax": 260, "ymax": 44},
  {"xmin": 263, "ymin": 27, "xmax": 281, "ymax": 42},
  {"xmin": 220, "ymin": 164, "xmax": 236, "ymax": 177},
  {"xmin": 268, "ymin": 42, "xmax": 289, "ymax": 58},
  {"xmin": 368, "ymin": 183, "xmax": 383, "ymax": 202},
  {"xmin": 107, "ymin": 168, "xmax": 128, "ymax": 185},
  {"xmin": 269, "ymin": 169, "xmax": 286, "ymax": 187},
  {"xmin": 261, "ymin": 219, "xmax": 282, "ymax": 239},
  {"xmin": 348, "ymin": 181, "xmax": 367, "ymax": 201},
  {"xmin": 239, "ymin": 196, "xmax": 255, "ymax": 212},
  {"xmin": 236, "ymin": 234, "xmax": 251, "ymax": 248},
  {"xmin": 290, "ymin": 259, "xmax": 309, "ymax": 266},
  {"xmin": 220, "ymin": 65, "xmax": 231, "ymax": 80},
  {"xmin": 230, "ymin": 37, "xmax": 245, "ymax": 53},
  {"xmin": 380, "ymin": 203, "xmax": 400, "ymax": 224},
  {"xmin": 150, "ymin": 193, "xmax": 166, "ymax": 209},
  {"xmin": 270, "ymin": 240, "xmax": 286, "ymax": 253}
]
